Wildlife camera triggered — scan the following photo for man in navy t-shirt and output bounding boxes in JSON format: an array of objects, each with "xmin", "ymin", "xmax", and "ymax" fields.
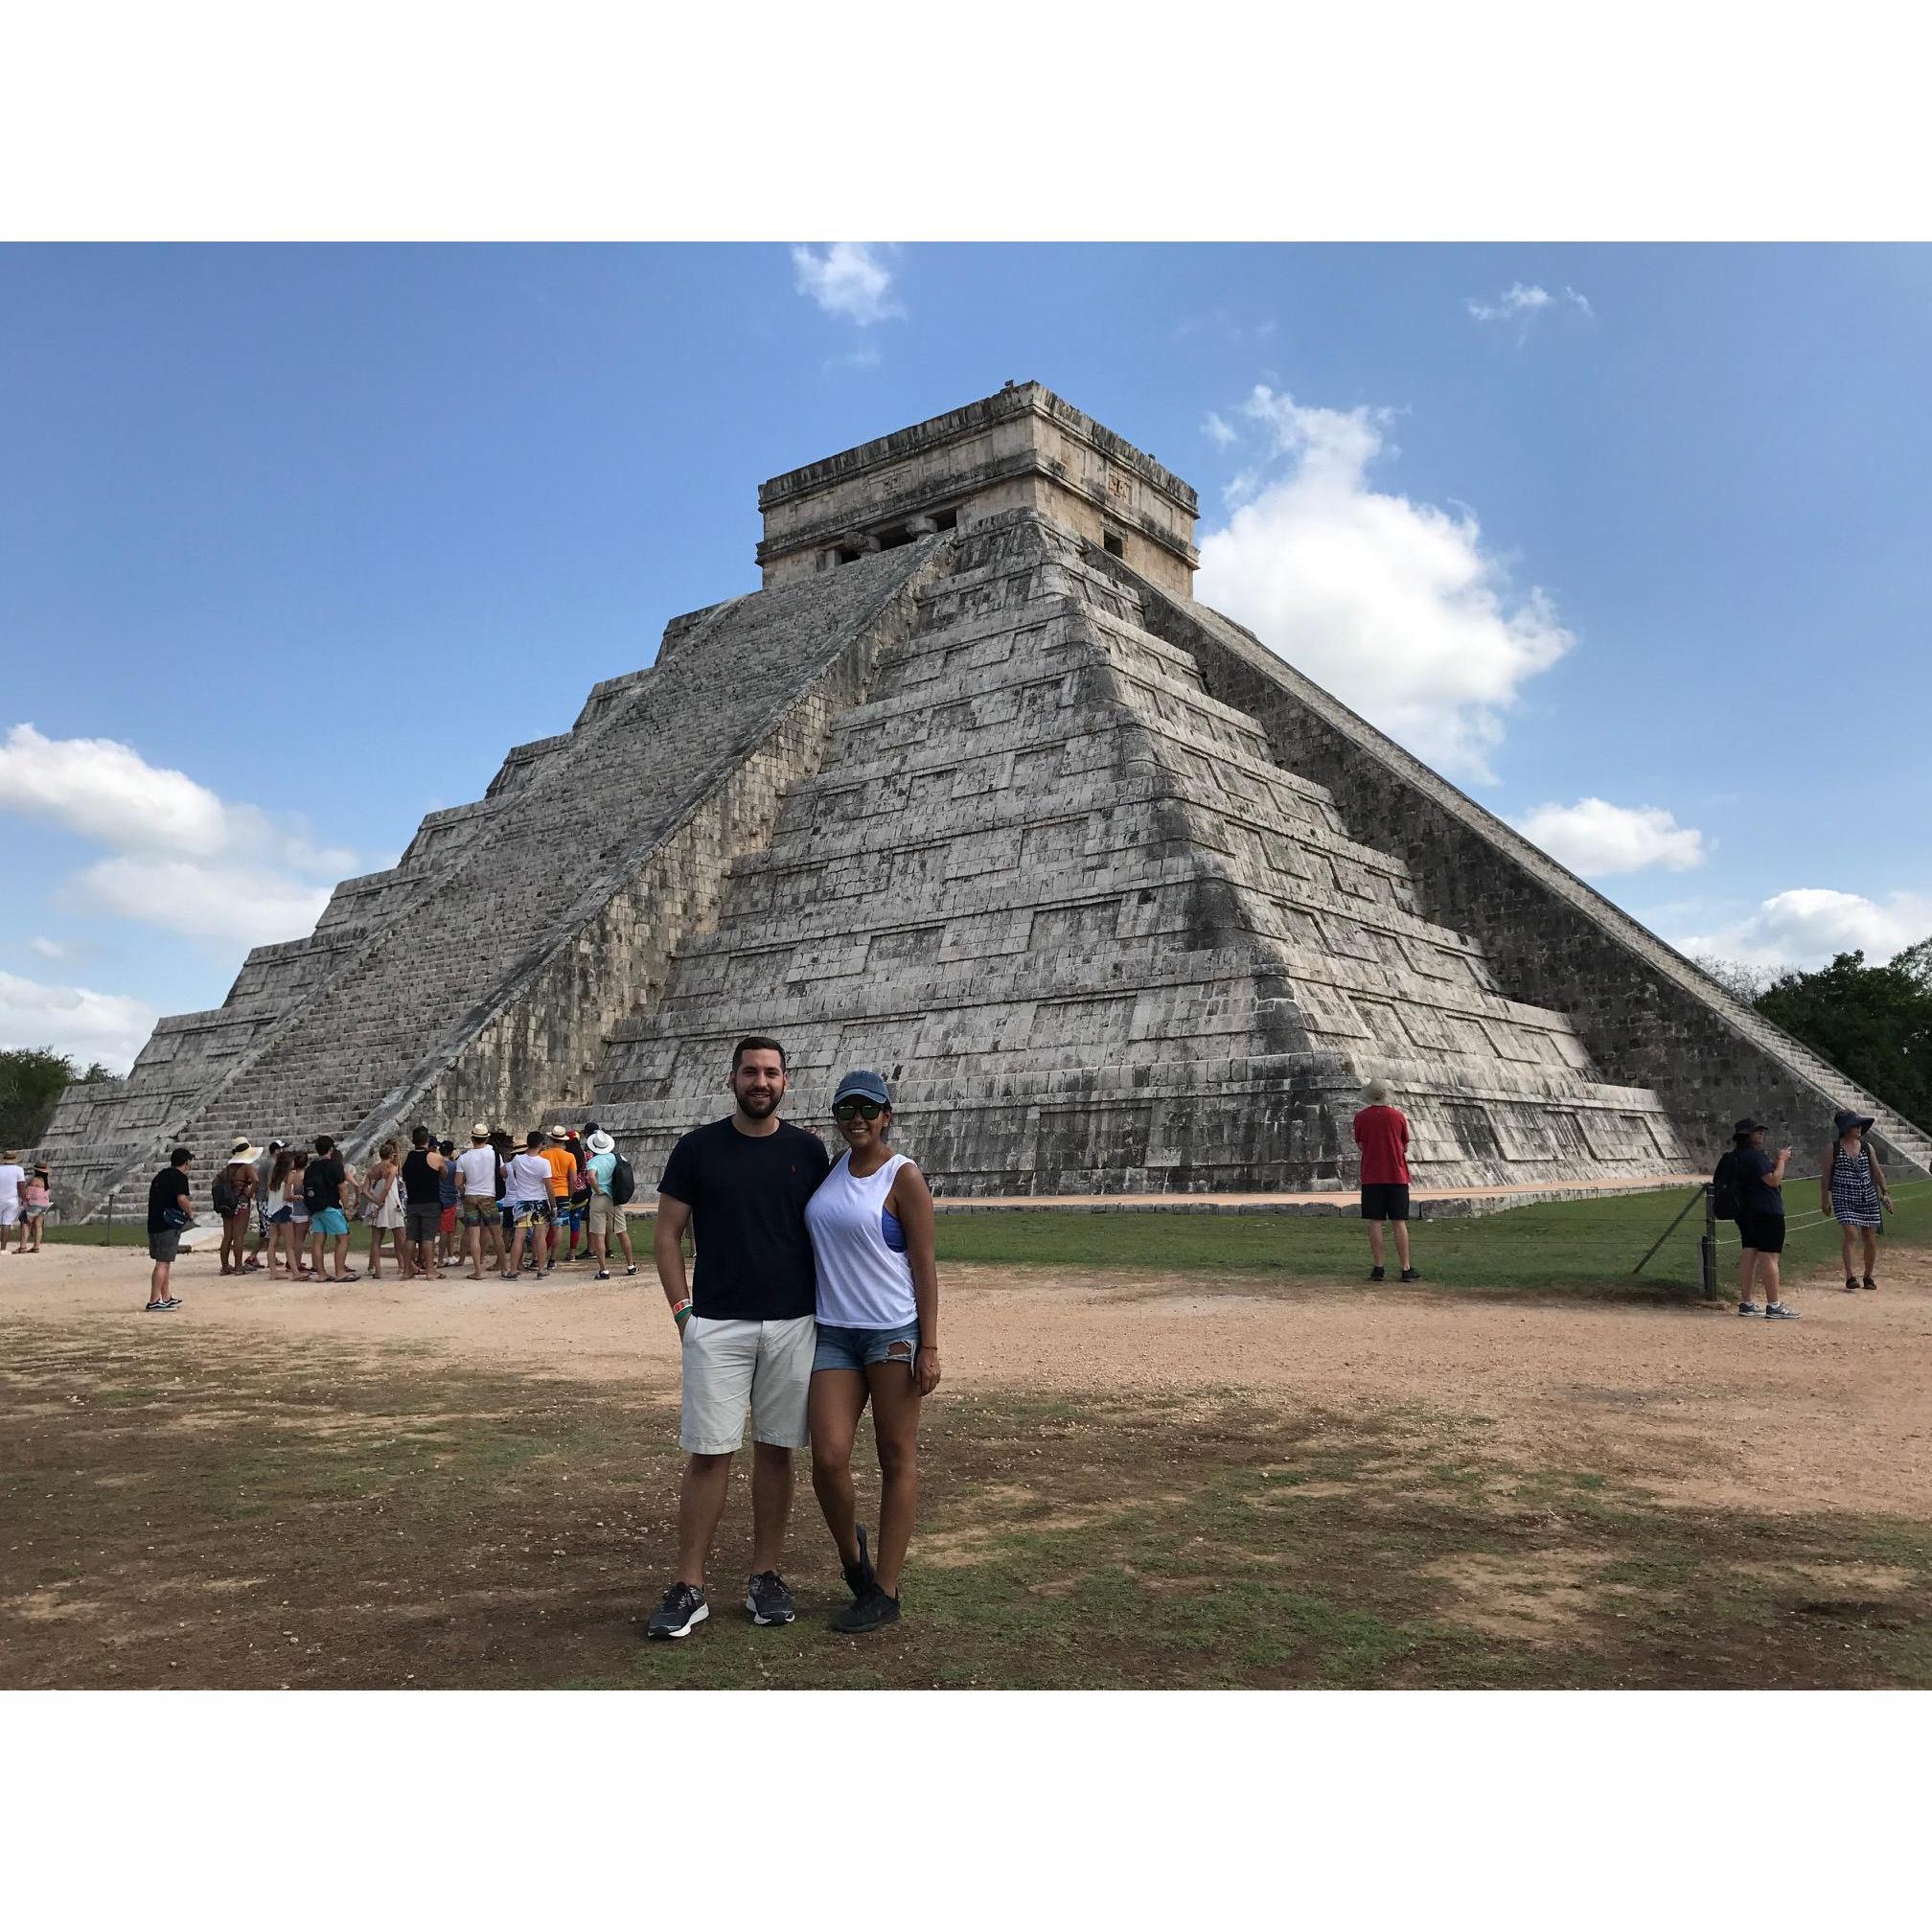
[{"xmin": 644, "ymin": 1035, "xmax": 830, "ymax": 1640}]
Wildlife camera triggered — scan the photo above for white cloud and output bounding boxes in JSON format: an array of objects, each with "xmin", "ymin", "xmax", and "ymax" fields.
[
  {"xmin": 1671, "ymin": 888, "xmax": 1932, "ymax": 973},
  {"xmin": 1194, "ymin": 386, "xmax": 1575, "ymax": 780},
  {"xmin": 791, "ymin": 242, "xmax": 903, "ymax": 327},
  {"xmin": 1512, "ymin": 798, "xmax": 1706, "ymax": 875},
  {"xmin": 0, "ymin": 724, "xmax": 351, "ymax": 951},
  {"xmin": 28, "ymin": 936, "xmax": 69, "ymax": 959},
  {"xmin": 0, "ymin": 968, "xmax": 158, "ymax": 1073},
  {"xmin": 1202, "ymin": 410, "xmax": 1238, "ymax": 448},
  {"xmin": 1466, "ymin": 282, "xmax": 1593, "ymax": 335},
  {"xmin": 67, "ymin": 859, "xmax": 333, "ymax": 947},
  {"xmin": 0, "ymin": 724, "xmax": 353, "ymax": 874}
]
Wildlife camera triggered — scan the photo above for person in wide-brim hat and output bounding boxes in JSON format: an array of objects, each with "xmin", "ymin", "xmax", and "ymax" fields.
[
  {"xmin": 1822, "ymin": 1109, "xmax": 1892, "ymax": 1293},
  {"xmin": 218, "ymin": 1142, "xmax": 263, "ymax": 1276}
]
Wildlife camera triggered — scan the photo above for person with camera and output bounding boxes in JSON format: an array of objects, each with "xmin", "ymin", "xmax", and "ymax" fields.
[
  {"xmin": 1728, "ymin": 1116, "xmax": 1799, "ymax": 1319},
  {"xmin": 145, "ymin": 1145, "xmax": 195, "ymax": 1312}
]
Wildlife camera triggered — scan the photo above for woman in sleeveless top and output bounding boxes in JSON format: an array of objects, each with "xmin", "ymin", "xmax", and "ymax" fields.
[
  {"xmin": 803, "ymin": 1068, "xmax": 941, "ymax": 1634},
  {"xmin": 1821, "ymin": 1110, "xmax": 1892, "ymax": 1291},
  {"xmin": 365, "ymin": 1140, "xmax": 406, "ymax": 1278}
]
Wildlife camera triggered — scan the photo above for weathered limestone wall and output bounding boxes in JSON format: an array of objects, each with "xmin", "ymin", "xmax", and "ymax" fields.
[
  {"xmin": 595, "ymin": 512, "xmax": 1689, "ymax": 1195},
  {"xmin": 40, "ymin": 540, "xmax": 951, "ymax": 1220},
  {"xmin": 757, "ymin": 382, "xmax": 1200, "ymax": 598},
  {"xmin": 1107, "ymin": 556, "xmax": 1931, "ymax": 1178},
  {"xmin": 43, "ymin": 383, "xmax": 1920, "ymax": 1219},
  {"xmin": 390, "ymin": 553, "xmax": 943, "ymax": 1148}
]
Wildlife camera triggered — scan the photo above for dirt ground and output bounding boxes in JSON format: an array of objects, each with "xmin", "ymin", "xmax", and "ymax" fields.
[
  {"xmin": 6, "ymin": 1238, "xmax": 1928, "ymax": 1523},
  {"xmin": 7, "ymin": 1239, "xmax": 1932, "ymax": 1689}
]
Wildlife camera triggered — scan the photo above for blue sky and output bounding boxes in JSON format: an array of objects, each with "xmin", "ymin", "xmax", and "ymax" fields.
[{"xmin": 4, "ymin": 242, "xmax": 1929, "ymax": 1069}]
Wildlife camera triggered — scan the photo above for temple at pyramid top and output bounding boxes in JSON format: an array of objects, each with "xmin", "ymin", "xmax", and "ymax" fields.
[{"xmin": 756, "ymin": 380, "xmax": 1201, "ymax": 597}]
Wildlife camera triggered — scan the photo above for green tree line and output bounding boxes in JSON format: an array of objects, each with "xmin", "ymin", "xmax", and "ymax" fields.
[
  {"xmin": 0, "ymin": 1048, "xmax": 115, "ymax": 1149},
  {"xmin": 1698, "ymin": 938, "xmax": 1932, "ymax": 1130}
]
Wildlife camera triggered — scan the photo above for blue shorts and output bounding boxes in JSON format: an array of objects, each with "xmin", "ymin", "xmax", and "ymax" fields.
[
  {"xmin": 268, "ymin": 1206, "xmax": 293, "ymax": 1225},
  {"xmin": 310, "ymin": 1207, "xmax": 350, "ymax": 1238},
  {"xmin": 813, "ymin": 1318, "xmax": 920, "ymax": 1374}
]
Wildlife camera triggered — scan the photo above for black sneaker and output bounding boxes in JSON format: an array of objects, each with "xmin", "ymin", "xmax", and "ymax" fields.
[
  {"xmin": 1368, "ymin": 1266, "xmax": 1386, "ymax": 1282},
  {"xmin": 832, "ymin": 1587, "xmax": 902, "ymax": 1634},
  {"xmin": 746, "ymin": 1570, "xmax": 795, "ymax": 1625},
  {"xmin": 1399, "ymin": 1268, "xmax": 1420, "ymax": 1282},
  {"xmin": 1737, "ymin": 1300, "xmax": 1760, "ymax": 1316},
  {"xmin": 842, "ymin": 1522, "xmax": 879, "ymax": 1601},
  {"xmin": 645, "ymin": 1581, "xmax": 708, "ymax": 1640}
]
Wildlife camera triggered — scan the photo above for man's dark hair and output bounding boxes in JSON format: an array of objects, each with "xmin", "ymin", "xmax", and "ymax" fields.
[
  {"xmin": 525, "ymin": 1130, "xmax": 544, "ymax": 1150},
  {"xmin": 411, "ymin": 1125, "xmax": 430, "ymax": 1147},
  {"xmin": 732, "ymin": 1035, "xmax": 787, "ymax": 1072},
  {"xmin": 314, "ymin": 1136, "xmax": 335, "ymax": 1157},
  {"xmin": 438, "ymin": 1139, "xmax": 454, "ymax": 1155},
  {"xmin": 171, "ymin": 1146, "xmax": 194, "ymax": 1166}
]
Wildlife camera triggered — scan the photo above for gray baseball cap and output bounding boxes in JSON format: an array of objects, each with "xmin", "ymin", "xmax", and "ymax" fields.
[{"xmin": 832, "ymin": 1068, "xmax": 891, "ymax": 1108}]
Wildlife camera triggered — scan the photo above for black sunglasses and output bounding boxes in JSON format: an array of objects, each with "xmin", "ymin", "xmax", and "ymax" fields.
[{"xmin": 832, "ymin": 1099, "xmax": 886, "ymax": 1121}]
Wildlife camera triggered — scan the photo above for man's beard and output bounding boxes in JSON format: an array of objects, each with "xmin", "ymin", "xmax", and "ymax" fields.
[{"xmin": 737, "ymin": 1089, "xmax": 781, "ymax": 1119}]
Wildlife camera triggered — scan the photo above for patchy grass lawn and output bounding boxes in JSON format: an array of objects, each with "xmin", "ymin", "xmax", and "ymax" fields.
[
  {"xmin": 927, "ymin": 1183, "xmax": 1932, "ymax": 1296},
  {"xmin": 5, "ymin": 1319, "xmax": 1928, "ymax": 1690}
]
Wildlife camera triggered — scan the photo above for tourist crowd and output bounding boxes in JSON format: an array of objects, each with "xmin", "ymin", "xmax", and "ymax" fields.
[{"xmin": 136, "ymin": 1119, "xmax": 638, "ymax": 1311}]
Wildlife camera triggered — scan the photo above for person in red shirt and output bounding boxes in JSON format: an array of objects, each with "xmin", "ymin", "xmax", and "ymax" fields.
[{"xmin": 1352, "ymin": 1078, "xmax": 1419, "ymax": 1282}]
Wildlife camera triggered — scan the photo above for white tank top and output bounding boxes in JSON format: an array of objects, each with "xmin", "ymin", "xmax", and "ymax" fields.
[{"xmin": 806, "ymin": 1152, "xmax": 916, "ymax": 1328}]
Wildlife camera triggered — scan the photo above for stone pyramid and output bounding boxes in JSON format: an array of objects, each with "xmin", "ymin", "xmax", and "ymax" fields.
[{"xmin": 42, "ymin": 383, "xmax": 1930, "ymax": 1211}]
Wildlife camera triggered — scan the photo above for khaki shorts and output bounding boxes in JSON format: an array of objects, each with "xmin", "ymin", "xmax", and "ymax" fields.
[
  {"xmin": 587, "ymin": 1192, "xmax": 622, "ymax": 1239},
  {"xmin": 678, "ymin": 1313, "xmax": 816, "ymax": 1455}
]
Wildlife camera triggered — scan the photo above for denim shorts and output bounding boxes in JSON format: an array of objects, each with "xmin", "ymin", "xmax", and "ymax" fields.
[{"xmin": 813, "ymin": 1318, "xmax": 920, "ymax": 1374}]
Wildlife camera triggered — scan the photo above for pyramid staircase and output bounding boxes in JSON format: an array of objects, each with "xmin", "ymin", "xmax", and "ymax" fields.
[{"xmin": 590, "ymin": 513, "xmax": 1689, "ymax": 1193}]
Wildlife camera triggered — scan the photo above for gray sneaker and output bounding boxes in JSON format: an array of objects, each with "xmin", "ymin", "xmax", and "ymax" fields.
[
  {"xmin": 645, "ymin": 1581, "xmax": 708, "ymax": 1640},
  {"xmin": 1764, "ymin": 1302, "xmax": 1801, "ymax": 1320},
  {"xmin": 746, "ymin": 1570, "xmax": 796, "ymax": 1625},
  {"xmin": 1737, "ymin": 1300, "xmax": 1760, "ymax": 1317}
]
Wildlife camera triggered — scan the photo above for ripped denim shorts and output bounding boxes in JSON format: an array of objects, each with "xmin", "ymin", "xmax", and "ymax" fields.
[{"xmin": 812, "ymin": 1319, "xmax": 920, "ymax": 1375}]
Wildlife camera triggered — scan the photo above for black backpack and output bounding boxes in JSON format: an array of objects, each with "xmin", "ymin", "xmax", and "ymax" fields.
[
  {"xmin": 1711, "ymin": 1149, "xmax": 1744, "ymax": 1222},
  {"xmin": 609, "ymin": 1153, "xmax": 636, "ymax": 1207},
  {"xmin": 211, "ymin": 1170, "xmax": 239, "ymax": 1216},
  {"xmin": 302, "ymin": 1163, "xmax": 328, "ymax": 1214}
]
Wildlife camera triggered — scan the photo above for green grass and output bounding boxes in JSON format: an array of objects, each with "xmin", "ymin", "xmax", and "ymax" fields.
[
  {"xmin": 32, "ymin": 1222, "xmax": 132, "ymax": 1246},
  {"xmin": 34, "ymin": 1180, "xmax": 1932, "ymax": 1293},
  {"xmin": 918, "ymin": 1181, "xmax": 1932, "ymax": 1295}
]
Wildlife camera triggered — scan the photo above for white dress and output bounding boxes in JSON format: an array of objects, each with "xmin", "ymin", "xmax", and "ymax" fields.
[{"xmin": 372, "ymin": 1167, "xmax": 406, "ymax": 1230}]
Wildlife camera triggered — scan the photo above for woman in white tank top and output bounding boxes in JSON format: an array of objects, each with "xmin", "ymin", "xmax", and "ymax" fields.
[{"xmin": 803, "ymin": 1068, "xmax": 941, "ymax": 1634}]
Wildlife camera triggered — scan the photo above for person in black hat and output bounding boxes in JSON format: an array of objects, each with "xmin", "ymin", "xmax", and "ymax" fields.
[
  {"xmin": 1820, "ymin": 1110, "xmax": 1893, "ymax": 1292},
  {"xmin": 1728, "ymin": 1118, "xmax": 1798, "ymax": 1319}
]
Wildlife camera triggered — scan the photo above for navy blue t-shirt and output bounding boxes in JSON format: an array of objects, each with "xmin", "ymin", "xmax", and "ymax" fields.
[
  {"xmin": 1733, "ymin": 1145, "xmax": 1783, "ymax": 1217},
  {"xmin": 658, "ymin": 1117, "xmax": 831, "ymax": 1321}
]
